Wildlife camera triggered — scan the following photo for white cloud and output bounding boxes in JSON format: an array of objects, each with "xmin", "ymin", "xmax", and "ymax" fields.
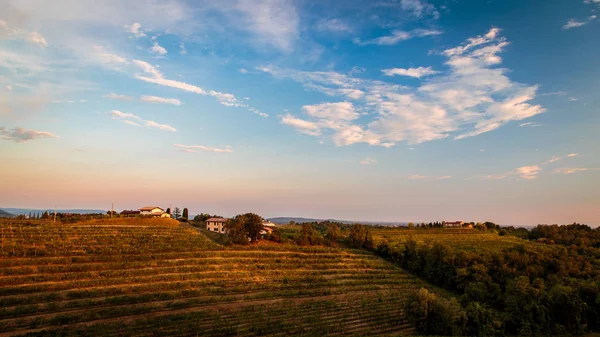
[
  {"xmin": 174, "ymin": 144, "xmax": 233, "ymax": 153},
  {"xmin": 382, "ymin": 66, "xmax": 439, "ymax": 78},
  {"xmin": 545, "ymin": 153, "xmax": 578, "ymax": 164},
  {"xmin": 281, "ymin": 114, "xmax": 321, "ymax": 136},
  {"xmin": 400, "ymin": 0, "xmax": 439, "ymax": 18},
  {"xmin": 563, "ymin": 16, "xmax": 596, "ymax": 29},
  {"xmin": 316, "ymin": 18, "xmax": 352, "ymax": 32},
  {"xmin": 479, "ymin": 174, "xmax": 508, "ymax": 180},
  {"xmin": 79, "ymin": 99, "xmax": 87, "ymax": 103},
  {"xmin": 360, "ymin": 157, "xmax": 378, "ymax": 165},
  {"xmin": 132, "ymin": 59, "xmax": 264, "ymax": 115},
  {"xmin": 514, "ymin": 165, "xmax": 541, "ymax": 180},
  {"xmin": 264, "ymin": 29, "xmax": 544, "ymax": 147},
  {"xmin": 124, "ymin": 22, "xmax": 146, "ymax": 38},
  {"xmin": 568, "ymin": 97, "xmax": 578, "ymax": 101},
  {"xmin": 123, "ymin": 120, "xmax": 141, "ymax": 127},
  {"xmin": 0, "ymin": 126, "xmax": 58, "ymax": 143},
  {"xmin": 179, "ymin": 42, "xmax": 186, "ymax": 55},
  {"xmin": 239, "ymin": 68, "xmax": 249, "ymax": 74},
  {"xmin": 408, "ymin": 174, "xmax": 452, "ymax": 180},
  {"xmin": 5, "ymin": 85, "xmax": 12, "ymax": 90},
  {"xmin": 27, "ymin": 31, "xmax": 47, "ymax": 47},
  {"xmin": 354, "ymin": 29, "xmax": 443, "ymax": 46},
  {"xmin": 107, "ymin": 92, "xmax": 134, "ymax": 101},
  {"xmin": 150, "ymin": 42, "xmax": 167, "ymax": 55},
  {"xmin": 92, "ymin": 45, "xmax": 127, "ymax": 65},
  {"xmin": 109, "ymin": 110, "xmax": 141, "ymax": 120},
  {"xmin": 52, "ymin": 100, "xmax": 75, "ymax": 103},
  {"xmin": 145, "ymin": 120, "xmax": 177, "ymax": 132},
  {"xmin": 519, "ymin": 122, "xmax": 541, "ymax": 127},
  {"xmin": 554, "ymin": 167, "xmax": 589, "ymax": 174},
  {"xmin": 140, "ymin": 95, "xmax": 182, "ymax": 105},
  {"xmin": 109, "ymin": 110, "xmax": 175, "ymax": 131}
]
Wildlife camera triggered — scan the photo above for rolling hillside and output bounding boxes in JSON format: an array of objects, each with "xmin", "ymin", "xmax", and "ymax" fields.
[{"xmin": 0, "ymin": 217, "xmax": 430, "ymax": 336}]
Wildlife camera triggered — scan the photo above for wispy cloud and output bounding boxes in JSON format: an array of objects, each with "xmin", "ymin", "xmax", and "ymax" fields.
[
  {"xmin": 514, "ymin": 165, "xmax": 541, "ymax": 180},
  {"xmin": 179, "ymin": 42, "xmax": 186, "ymax": 55},
  {"xmin": 519, "ymin": 122, "xmax": 541, "ymax": 127},
  {"xmin": 174, "ymin": 144, "xmax": 233, "ymax": 153},
  {"xmin": 150, "ymin": 42, "xmax": 167, "ymax": 55},
  {"xmin": 0, "ymin": 126, "xmax": 58, "ymax": 143},
  {"xmin": 408, "ymin": 174, "xmax": 451, "ymax": 180},
  {"xmin": 107, "ymin": 93, "xmax": 134, "ymax": 101},
  {"xmin": 124, "ymin": 22, "xmax": 146, "ymax": 38},
  {"xmin": 234, "ymin": 0, "xmax": 299, "ymax": 51},
  {"xmin": 145, "ymin": 120, "xmax": 176, "ymax": 132},
  {"xmin": 545, "ymin": 153, "xmax": 578, "ymax": 164},
  {"xmin": 110, "ymin": 110, "xmax": 141, "ymax": 120},
  {"xmin": 108, "ymin": 110, "xmax": 176, "ymax": 132},
  {"xmin": 27, "ymin": 31, "xmax": 48, "ymax": 47},
  {"xmin": 382, "ymin": 66, "xmax": 439, "ymax": 78},
  {"xmin": 264, "ymin": 29, "xmax": 544, "ymax": 147},
  {"xmin": 354, "ymin": 29, "xmax": 443, "ymax": 46},
  {"xmin": 316, "ymin": 18, "xmax": 352, "ymax": 32},
  {"xmin": 132, "ymin": 59, "xmax": 266, "ymax": 116},
  {"xmin": 360, "ymin": 157, "xmax": 378, "ymax": 165},
  {"xmin": 140, "ymin": 95, "xmax": 182, "ymax": 105},
  {"xmin": 554, "ymin": 167, "xmax": 589, "ymax": 174},
  {"xmin": 400, "ymin": 0, "xmax": 440, "ymax": 18},
  {"xmin": 563, "ymin": 15, "xmax": 597, "ymax": 29}
]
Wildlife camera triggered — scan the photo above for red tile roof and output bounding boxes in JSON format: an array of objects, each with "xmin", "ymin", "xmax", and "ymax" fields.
[
  {"xmin": 139, "ymin": 206, "xmax": 164, "ymax": 211},
  {"xmin": 206, "ymin": 217, "xmax": 227, "ymax": 223}
]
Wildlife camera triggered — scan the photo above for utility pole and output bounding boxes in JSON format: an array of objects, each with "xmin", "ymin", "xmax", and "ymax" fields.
[{"xmin": 111, "ymin": 202, "xmax": 114, "ymax": 219}]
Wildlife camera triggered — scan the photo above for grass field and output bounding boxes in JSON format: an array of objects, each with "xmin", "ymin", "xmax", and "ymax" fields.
[{"xmin": 0, "ymin": 218, "xmax": 430, "ymax": 336}]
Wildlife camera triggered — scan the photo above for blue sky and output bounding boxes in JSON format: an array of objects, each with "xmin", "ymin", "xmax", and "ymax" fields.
[{"xmin": 1, "ymin": 0, "xmax": 599, "ymax": 225}]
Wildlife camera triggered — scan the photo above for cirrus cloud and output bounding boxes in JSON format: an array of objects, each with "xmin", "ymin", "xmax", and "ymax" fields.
[{"xmin": 174, "ymin": 144, "xmax": 233, "ymax": 153}]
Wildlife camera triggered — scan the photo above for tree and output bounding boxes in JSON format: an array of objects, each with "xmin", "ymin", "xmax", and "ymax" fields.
[
  {"xmin": 173, "ymin": 207, "xmax": 181, "ymax": 220},
  {"xmin": 42, "ymin": 211, "xmax": 49, "ymax": 219},
  {"xmin": 346, "ymin": 224, "xmax": 374, "ymax": 249},
  {"xmin": 182, "ymin": 208, "xmax": 188, "ymax": 222},
  {"xmin": 224, "ymin": 213, "xmax": 264, "ymax": 244},
  {"xmin": 325, "ymin": 223, "xmax": 341, "ymax": 244},
  {"xmin": 408, "ymin": 222, "xmax": 415, "ymax": 229},
  {"xmin": 166, "ymin": 208, "xmax": 171, "ymax": 215},
  {"xmin": 296, "ymin": 223, "xmax": 324, "ymax": 245}
]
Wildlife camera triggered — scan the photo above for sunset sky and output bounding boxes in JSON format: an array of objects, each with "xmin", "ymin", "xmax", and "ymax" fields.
[{"xmin": 1, "ymin": 0, "xmax": 599, "ymax": 225}]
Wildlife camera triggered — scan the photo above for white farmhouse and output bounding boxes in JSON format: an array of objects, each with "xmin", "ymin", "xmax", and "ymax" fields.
[
  {"xmin": 206, "ymin": 217, "xmax": 228, "ymax": 233},
  {"xmin": 139, "ymin": 206, "xmax": 169, "ymax": 217}
]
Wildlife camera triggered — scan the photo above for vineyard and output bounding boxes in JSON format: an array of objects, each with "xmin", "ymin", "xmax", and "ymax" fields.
[{"xmin": 0, "ymin": 218, "xmax": 429, "ymax": 336}]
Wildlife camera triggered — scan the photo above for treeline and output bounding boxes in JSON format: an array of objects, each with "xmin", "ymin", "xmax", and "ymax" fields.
[{"xmin": 345, "ymin": 223, "xmax": 600, "ymax": 336}]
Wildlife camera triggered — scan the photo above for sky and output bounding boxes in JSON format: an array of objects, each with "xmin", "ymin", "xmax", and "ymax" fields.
[{"xmin": 1, "ymin": 0, "xmax": 599, "ymax": 226}]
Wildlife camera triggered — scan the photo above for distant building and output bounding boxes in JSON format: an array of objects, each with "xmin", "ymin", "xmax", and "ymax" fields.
[
  {"xmin": 263, "ymin": 220, "xmax": 276, "ymax": 227},
  {"xmin": 206, "ymin": 217, "xmax": 228, "ymax": 233},
  {"xmin": 443, "ymin": 221, "xmax": 464, "ymax": 227},
  {"xmin": 138, "ymin": 206, "xmax": 170, "ymax": 217},
  {"xmin": 260, "ymin": 226, "xmax": 274, "ymax": 236},
  {"xmin": 121, "ymin": 210, "xmax": 141, "ymax": 217}
]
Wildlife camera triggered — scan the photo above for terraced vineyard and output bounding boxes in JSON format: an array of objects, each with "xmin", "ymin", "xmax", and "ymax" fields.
[
  {"xmin": 371, "ymin": 228, "xmax": 553, "ymax": 253},
  {"xmin": 0, "ymin": 218, "xmax": 426, "ymax": 336}
]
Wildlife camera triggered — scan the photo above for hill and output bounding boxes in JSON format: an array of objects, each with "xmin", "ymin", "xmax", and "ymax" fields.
[
  {"xmin": 0, "ymin": 217, "xmax": 428, "ymax": 336},
  {"xmin": 268, "ymin": 216, "xmax": 408, "ymax": 226},
  {"xmin": 0, "ymin": 209, "xmax": 13, "ymax": 218},
  {"xmin": 2, "ymin": 208, "xmax": 106, "ymax": 215}
]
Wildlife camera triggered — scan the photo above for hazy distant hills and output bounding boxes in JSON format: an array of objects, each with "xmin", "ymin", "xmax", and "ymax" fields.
[
  {"xmin": 2, "ymin": 208, "xmax": 106, "ymax": 216},
  {"xmin": 268, "ymin": 217, "xmax": 408, "ymax": 226},
  {"xmin": 0, "ymin": 209, "xmax": 14, "ymax": 218}
]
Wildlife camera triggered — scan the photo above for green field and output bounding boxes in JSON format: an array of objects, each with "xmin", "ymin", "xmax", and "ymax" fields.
[{"xmin": 0, "ymin": 218, "xmax": 429, "ymax": 336}]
